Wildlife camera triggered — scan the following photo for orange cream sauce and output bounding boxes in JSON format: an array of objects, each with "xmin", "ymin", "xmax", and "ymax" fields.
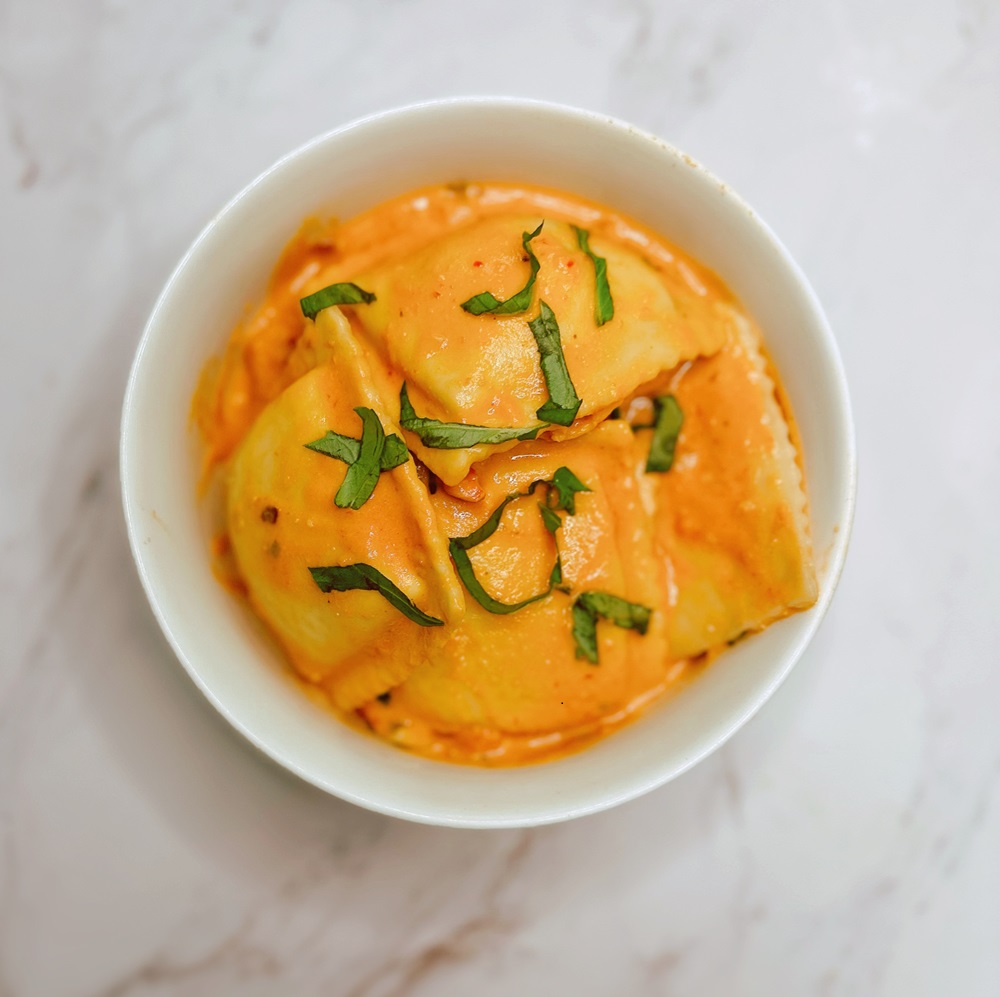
[{"xmin": 194, "ymin": 183, "xmax": 815, "ymax": 767}]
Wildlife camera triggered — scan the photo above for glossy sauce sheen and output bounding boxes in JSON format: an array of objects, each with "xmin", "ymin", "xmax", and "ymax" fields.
[{"xmin": 194, "ymin": 182, "xmax": 817, "ymax": 767}]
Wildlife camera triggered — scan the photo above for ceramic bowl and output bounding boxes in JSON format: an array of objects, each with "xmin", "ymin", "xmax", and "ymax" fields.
[{"xmin": 120, "ymin": 98, "xmax": 856, "ymax": 827}]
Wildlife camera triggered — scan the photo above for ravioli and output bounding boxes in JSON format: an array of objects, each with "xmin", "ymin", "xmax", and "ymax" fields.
[
  {"xmin": 651, "ymin": 306, "xmax": 817, "ymax": 659},
  {"xmin": 328, "ymin": 216, "xmax": 727, "ymax": 484},
  {"xmin": 226, "ymin": 308, "xmax": 464, "ymax": 710},
  {"xmin": 197, "ymin": 181, "xmax": 818, "ymax": 767},
  {"xmin": 366, "ymin": 422, "xmax": 667, "ymax": 745}
]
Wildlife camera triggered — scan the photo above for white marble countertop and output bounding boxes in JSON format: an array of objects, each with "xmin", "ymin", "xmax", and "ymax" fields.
[{"xmin": 3, "ymin": 0, "xmax": 999, "ymax": 993}]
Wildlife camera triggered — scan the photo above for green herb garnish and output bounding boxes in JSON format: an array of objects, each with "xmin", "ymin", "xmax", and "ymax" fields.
[
  {"xmin": 304, "ymin": 408, "xmax": 407, "ymax": 510},
  {"xmin": 529, "ymin": 301, "xmax": 582, "ymax": 426},
  {"xmin": 537, "ymin": 503, "xmax": 565, "ymax": 586},
  {"xmin": 546, "ymin": 466, "xmax": 591, "ymax": 514},
  {"xmin": 335, "ymin": 408, "xmax": 385, "ymax": 509},
  {"xmin": 305, "ymin": 430, "xmax": 409, "ymax": 470},
  {"xmin": 460, "ymin": 222, "xmax": 543, "ymax": 316},
  {"xmin": 448, "ymin": 474, "xmax": 582, "ymax": 615},
  {"xmin": 449, "ymin": 542, "xmax": 561, "ymax": 616},
  {"xmin": 309, "ymin": 563, "xmax": 444, "ymax": 627},
  {"xmin": 644, "ymin": 395, "xmax": 684, "ymax": 472},
  {"xmin": 572, "ymin": 225, "xmax": 614, "ymax": 326},
  {"xmin": 398, "ymin": 383, "xmax": 543, "ymax": 450},
  {"xmin": 571, "ymin": 592, "xmax": 652, "ymax": 664},
  {"xmin": 538, "ymin": 503, "xmax": 563, "ymax": 535},
  {"xmin": 299, "ymin": 282, "xmax": 377, "ymax": 320}
]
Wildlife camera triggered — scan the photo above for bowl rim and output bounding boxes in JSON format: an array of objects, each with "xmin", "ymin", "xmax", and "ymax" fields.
[{"xmin": 120, "ymin": 96, "xmax": 857, "ymax": 827}]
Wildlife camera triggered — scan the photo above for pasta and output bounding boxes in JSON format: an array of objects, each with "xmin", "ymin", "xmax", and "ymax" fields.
[{"xmin": 194, "ymin": 182, "xmax": 816, "ymax": 766}]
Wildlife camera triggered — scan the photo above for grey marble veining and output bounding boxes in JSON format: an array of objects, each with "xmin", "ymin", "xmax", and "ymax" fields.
[{"xmin": 2, "ymin": 0, "xmax": 999, "ymax": 994}]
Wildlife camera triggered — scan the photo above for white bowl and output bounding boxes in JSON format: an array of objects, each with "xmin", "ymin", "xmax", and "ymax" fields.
[{"xmin": 121, "ymin": 98, "xmax": 856, "ymax": 828}]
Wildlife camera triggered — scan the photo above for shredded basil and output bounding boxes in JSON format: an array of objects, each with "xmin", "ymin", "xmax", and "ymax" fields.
[
  {"xmin": 398, "ymin": 383, "xmax": 543, "ymax": 450},
  {"xmin": 537, "ymin": 503, "xmax": 565, "ymax": 586},
  {"xmin": 305, "ymin": 430, "xmax": 409, "ymax": 471},
  {"xmin": 538, "ymin": 503, "xmax": 563, "ymax": 535},
  {"xmin": 300, "ymin": 282, "xmax": 376, "ymax": 320},
  {"xmin": 571, "ymin": 592, "xmax": 652, "ymax": 664},
  {"xmin": 572, "ymin": 225, "xmax": 614, "ymax": 326},
  {"xmin": 460, "ymin": 222, "xmax": 543, "ymax": 315},
  {"xmin": 379, "ymin": 435, "xmax": 410, "ymax": 469},
  {"xmin": 304, "ymin": 409, "xmax": 407, "ymax": 510},
  {"xmin": 571, "ymin": 600, "xmax": 600, "ymax": 665},
  {"xmin": 334, "ymin": 408, "xmax": 386, "ymax": 509},
  {"xmin": 644, "ymin": 395, "xmax": 684, "ymax": 472},
  {"xmin": 305, "ymin": 431, "xmax": 359, "ymax": 464},
  {"xmin": 529, "ymin": 301, "xmax": 582, "ymax": 426},
  {"xmin": 309, "ymin": 563, "xmax": 444, "ymax": 627},
  {"xmin": 448, "ymin": 475, "xmax": 579, "ymax": 615},
  {"xmin": 449, "ymin": 541, "xmax": 561, "ymax": 615},
  {"xmin": 545, "ymin": 466, "xmax": 591, "ymax": 514}
]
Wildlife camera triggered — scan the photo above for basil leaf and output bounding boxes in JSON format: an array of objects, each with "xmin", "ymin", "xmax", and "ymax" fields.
[
  {"xmin": 537, "ymin": 504, "xmax": 565, "ymax": 586},
  {"xmin": 571, "ymin": 591, "xmax": 652, "ymax": 664},
  {"xmin": 451, "ymin": 492, "xmax": 521, "ymax": 550},
  {"xmin": 305, "ymin": 431, "xmax": 359, "ymax": 464},
  {"xmin": 571, "ymin": 600, "xmax": 599, "ymax": 664},
  {"xmin": 335, "ymin": 407, "xmax": 385, "ymax": 509},
  {"xmin": 449, "ymin": 541, "xmax": 559, "ymax": 615},
  {"xmin": 309, "ymin": 563, "xmax": 444, "ymax": 627},
  {"xmin": 538, "ymin": 503, "xmax": 562, "ymax": 534},
  {"xmin": 579, "ymin": 592, "xmax": 652, "ymax": 635},
  {"xmin": 399, "ymin": 383, "xmax": 543, "ymax": 450},
  {"xmin": 300, "ymin": 282, "xmax": 376, "ymax": 320},
  {"xmin": 645, "ymin": 395, "xmax": 684, "ymax": 472},
  {"xmin": 305, "ymin": 430, "xmax": 409, "ymax": 470},
  {"xmin": 460, "ymin": 222, "xmax": 543, "ymax": 315},
  {"xmin": 547, "ymin": 466, "xmax": 591, "ymax": 514},
  {"xmin": 530, "ymin": 301, "xmax": 582, "ymax": 427},
  {"xmin": 449, "ymin": 484, "xmax": 564, "ymax": 615},
  {"xmin": 572, "ymin": 225, "xmax": 614, "ymax": 326},
  {"xmin": 380, "ymin": 434, "xmax": 410, "ymax": 470}
]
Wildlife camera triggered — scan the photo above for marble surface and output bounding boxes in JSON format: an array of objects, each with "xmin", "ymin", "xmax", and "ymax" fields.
[{"xmin": 2, "ymin": 0, "xmax": 999, "ymax": 993}]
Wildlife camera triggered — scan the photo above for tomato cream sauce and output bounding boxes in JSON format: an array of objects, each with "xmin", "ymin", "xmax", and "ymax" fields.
[{"xmin": 194, "ymin": 183, "xmax": 816, "ymax": 766}]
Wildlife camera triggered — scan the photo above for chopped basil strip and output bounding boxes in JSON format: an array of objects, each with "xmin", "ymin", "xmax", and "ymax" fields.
[
  {"xmin": 335, "ymin": 407, "xmax": 385, "ymax": 509},
  {"xmin": 644, "ymin": 395, "xmax": 684, "ymax": 473},
  {"xmin": 538, "ymin": 503, "xmax": 562, "ymax": 535},
  {"xmin": 380, "ymin": 435, "xmax": 410, "ymax": 469},
  {"xmin": 571, "ymin": 592, "xmax": 652, "ymax": 664},
  {"xmin": 453, "ymin": 492, "xmax": 522, "ymax": 549},
  {"xmin": 309, "ymin": 563, "xmax": 444, "ymax": 627},
  {"xmin": 398, "ymin": 383, "xmax": 543, "ymax": 449},
  {"xmin": 537, "ymin": 503, "xmax": 565, "ymax": 586},
  {"xmin": 305, "ymin": 431, "xmax": 359, "ymax": 464},
  {"xmin": 572, "ymin": 225, "xmax": 614, "ymax": 326},
  {"xmin": 571, "ymin": 600, "xmax": 600, "ymax": 665},
  {"xmin": 300, "ymin": 282, "xmax": 376, "ymax": 320},
  {"xmin": 529, "ymin": 301, "xmax": 582, "ymax": 426},
  {"xmin": 449, "ymin": 479, "xmax": 571, "ymax": 615},
  {"xmin": 449, "ymin": 542, "xmax": 560, "ymax": 615},
  {"xmin": 305, "ymin": 430, "xmax": 409, "ymax": 470},
  {"xmin": 460, "ymin": 222, "xmax": 543, "ymax": 315},
  {"xmin": 547, "ymin": 466, "xmax": 591, "ymax": 514}
]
